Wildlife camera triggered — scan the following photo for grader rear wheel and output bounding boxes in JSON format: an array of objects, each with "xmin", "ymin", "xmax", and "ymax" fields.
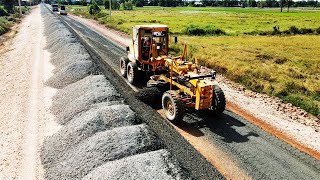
[{"xmin": 162, "ymin": 91, "xmax": 185, "ymax": 123}]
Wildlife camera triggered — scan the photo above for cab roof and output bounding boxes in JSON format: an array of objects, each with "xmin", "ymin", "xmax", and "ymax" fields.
[{"xmin": 134, "ymin": 24, "xmax": 168, "ymax": 29}]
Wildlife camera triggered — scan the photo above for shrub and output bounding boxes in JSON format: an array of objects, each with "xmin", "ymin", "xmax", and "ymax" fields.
[
  {"xmin": 316, "ymin": 27, "xmax": 320, "ymax": 34},
  {"xmin": 82, "ymin": 0, "xmax": 88, "ymax": 6},
  {"xmin": 104, "ymin": 0, "xmax": 120, "ymax": 10},
  {"xmin": 300, "ymin": 28, "xmax": 313, "ymax": 34},
  {"xmin": 89, "ymin": 1, "xmax": 101, "ymax": 15},
  {"xmin": 96, "ymin": 11, "xmax": 108, "ymax": 18},
  {"xmin": 184, "ymin": 24, "xmax": 226, "ymax": 36},
  {"xmin": 0, "ymin": 17, "xmax": 13, "ymax": 35},
  {"xmin": 0, "ymin": 6, "xmax": 8, "ymax": 16},
  {"xmin": 289, "ymin": 26, "xmax": 300, "ymax": 34},
  {"xmin": 74, "ymin": 1, "xmax": 82, "ymax": 5},
  {"xmin": 124, "ymin": 1, "xmax": 133, "ymax": 10}
]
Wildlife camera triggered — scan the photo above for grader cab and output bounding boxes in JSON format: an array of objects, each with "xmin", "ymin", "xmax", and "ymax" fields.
[{"xmin": 120, "ymin": 25, "xmax": 225, "ymax": 123}]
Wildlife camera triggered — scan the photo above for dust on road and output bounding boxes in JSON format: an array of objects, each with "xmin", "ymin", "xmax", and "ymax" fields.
[{"xmin": 0, "ymin": 6, "xmax": 60, "ymax": 179}]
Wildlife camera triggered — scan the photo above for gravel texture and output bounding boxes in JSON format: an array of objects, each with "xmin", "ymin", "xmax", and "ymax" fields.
[
  {"xmin": 43, "ymin": 12, "xmax": 94, "ymax": 89},
  {"xmin": 44, "ymin": 124, "xmax": 162, "ymax": 180},
  {"xmin": 51, "ymin": 75, "xmax": 114, "ymax": 114},
  {"xmin": 46, "ymin": 60, "xmax": 94, "ymax": 89},
  {"xmin": 40, "ymin": 5, "xmax": 190, "ymax": 180},
  {"xmin": 41, "ymin": 104, "xmax": 137, "ymax": 168},
  {"xmin": 83, "ymin": 149, "xmax": 190, "ymax": 180},
  {"xmin": 51, "ymin": 75, "xmax": 122, "ymax": 124}
]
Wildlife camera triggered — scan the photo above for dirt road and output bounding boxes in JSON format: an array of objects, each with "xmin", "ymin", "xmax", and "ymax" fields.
[{"xmin": 0, "ymin": 6, "xmax": 60, "ymax": 179}]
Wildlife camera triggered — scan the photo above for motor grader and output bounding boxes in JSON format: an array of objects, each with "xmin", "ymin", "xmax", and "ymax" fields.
[{"xmin": 120, "ymin": 25, "xmax": 225, "ymax": 123}]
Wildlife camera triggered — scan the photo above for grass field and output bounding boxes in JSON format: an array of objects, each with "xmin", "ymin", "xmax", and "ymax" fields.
[{"xmin": 68, "ymin": 6, "xmax": 320, "ymax": 117}]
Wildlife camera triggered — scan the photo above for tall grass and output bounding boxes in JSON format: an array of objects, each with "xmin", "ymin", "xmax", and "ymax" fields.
[
  {"xmin": 0, "ymin": 17, "xmax": 13, "ymax": 35},
  {"xmin": 179, "ymin": 35, "xmax": 320, "ymax": 116}
]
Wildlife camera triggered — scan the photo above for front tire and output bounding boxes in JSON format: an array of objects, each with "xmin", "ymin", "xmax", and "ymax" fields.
[
  {"xmin": 120, "ymin": 57, "xmax": 128, "ymax": 78},
  {"xmin": 162, "ymin": 91, "xmax": 185, "ymax": 123},
  {"xmin": 211, "ymin": 85, "xmax": 226, "ymax": 115},
  {"xmin": 127, "ymin": 62, "xmax": 138, "ymax": 84}
]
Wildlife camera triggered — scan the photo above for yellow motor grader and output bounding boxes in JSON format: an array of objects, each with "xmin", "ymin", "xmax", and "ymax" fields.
[{"xmin": 120, "ymin": 25, "xmax": 225, "ymax": 123}]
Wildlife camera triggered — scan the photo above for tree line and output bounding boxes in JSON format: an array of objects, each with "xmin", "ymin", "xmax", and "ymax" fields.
[
  {"xmin": 91, "ymin": 0, "xmax": 318, "ymax": 8},
  {"xmin": 51, "ymin": 0, "xmax": 319, "ymax": 8}
]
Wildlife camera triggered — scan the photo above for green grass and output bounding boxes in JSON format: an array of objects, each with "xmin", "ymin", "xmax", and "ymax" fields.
[
  {"xmin": 0, "ymin": 16, "xmax": 13, "ymax": 35},
  {"xmin": 0, "ymin": 6, "xmax": 31, "ymax": 36},
  {"xmin": 69, "ymin": 6, "xmax": 320, "ymax": 35},
  {"xmin": 67, "ymin": 5, "xmax": 320, "ymax": 117}
]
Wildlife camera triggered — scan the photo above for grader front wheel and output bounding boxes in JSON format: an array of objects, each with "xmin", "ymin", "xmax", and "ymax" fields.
[
  {"xmin": 127, "ymin": 62, "xmax": 138, "ymax": 84},
  {"xmin": 162, "ymin": 91, "xmax": 185, "ymax": 123},
  {"xmin": 120, "ymin": 57, "xmax": 128, "ymax": 77},
  {"xmin": 212, "ymin": 85, "xmax": 226, "ymax": 115}
]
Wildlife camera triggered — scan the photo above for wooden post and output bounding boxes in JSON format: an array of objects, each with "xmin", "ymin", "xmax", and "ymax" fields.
[
  {"xmin": 109, "ymin": 0, "xmax": 112, "ymax": 23},
  {"xmin": 18, "ymin": 0, "xmax": 22, "ymax": 16}
]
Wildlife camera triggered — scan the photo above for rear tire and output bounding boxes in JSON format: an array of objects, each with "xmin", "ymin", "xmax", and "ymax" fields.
[
  {"xmin": 162, "ymin": 91, "xmax": 185, "ymax": 123},
  {"xmin": 120, "ymin": 57, "xmax": 128, "ymax": 78},
  {"xmin": 211, "ymin": 85, "xmax": 226, "ymax": 115},
  {"xmin": 127, "ymin": 62, "xmax": 139, "ymax": 84}
]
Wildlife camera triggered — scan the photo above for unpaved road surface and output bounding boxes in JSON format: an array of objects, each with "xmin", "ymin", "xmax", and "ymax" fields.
[{"xmin": 0, "ymin": 6, "xmax": 60, "ymax": 180}]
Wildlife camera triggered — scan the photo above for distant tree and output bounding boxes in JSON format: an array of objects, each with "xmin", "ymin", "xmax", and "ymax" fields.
[
  {"xmin": 104, "ymin": 0, "xmax": 120, "ymax": 10},
  {"xmin": 248, "ymin": 0, "xmax": 257, "ymax": 7},
  {"xmin": 89, "ymin": 0, "xmax": 101, "ymax": 14},
  {"xmin": 124, "ymin": 1, "xmax": 133, "ymax": 10},
  {"xmin": 2, "ymin": 0, "xmax": 14, "ymax": 14},
  {"xmin": 134, "ymin": 0, "xmax": 144, "ymax": 7}
]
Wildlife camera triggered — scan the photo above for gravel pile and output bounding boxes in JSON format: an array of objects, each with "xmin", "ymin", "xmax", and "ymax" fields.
[
  {"xmin": 51, "ymin": 75, "xmax": 114, "ymax": 113},
  {"xmin": 50, "ymin": 75, "xmax": 122, "ymax": 125},
  {"xmin": 43, "ymin": 13, "xmax": 94, "ymax": 89},
  {"xmin": 44, "ymin": 124, "xmax": 162, "ymax": 180},
  {"xmin": 42, "ymin": 104, "xmax": 137, "ymax": 168},
  {"xmin": 83, "ymin": 149, "xmax": 190, "ymax": 180},
  {"xmin": 46, "ymin": 60, "xmax": 94, "ymax": 89},
  {"xmin": 55, "ymin": 90, "xmax": 122, "ymax": 124},
  {"xmin": 41, "ymin": 5, "xmax": 188, "ymax": 180}
]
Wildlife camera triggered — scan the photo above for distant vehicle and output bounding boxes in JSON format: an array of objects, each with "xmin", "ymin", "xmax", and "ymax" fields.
[
  {"xmin": 52, "ymin": 4, "xmax": 59, "ymax": 12},
  {"xmin": 60, "ymin": 5, "xmax": 67, "ymax": 15}
]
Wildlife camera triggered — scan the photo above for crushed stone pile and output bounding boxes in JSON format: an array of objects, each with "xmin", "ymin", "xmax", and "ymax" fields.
[
  {"xmin": 55, "ymin": 90, "xmax": 122, "ymax": 125},
  {"xmin": 44, "ymin": 124, "xmax": 162, "ymax": 180},
  {"xmin": 41, "ymin": 5, "xmax": 188, "ymax": 180},
  {"xmin": 51, "ymin": 75, "xmax": 114, "ymax": 114},
  {"xmin": 83, "ymin": 149, "xmax": 190, "ymax": 180},
  {"xmin": 43, "ymin": 12, "xmax": 94, "ymax": 89},
  {"xmin": 46, "ymin": 60, "xmax": 94, "ymax": 89},
  {"xmin": 41, "ymin": 104, "xmax": 137, "ymax": 168},
  {"xmin": 51, "ymin": 75, "xmax": 123, "ymax": 125}
]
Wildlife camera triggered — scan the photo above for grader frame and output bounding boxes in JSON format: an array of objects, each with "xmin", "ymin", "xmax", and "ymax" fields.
[{"xmin": 120, "ymin": 25, "xmax": 225, "ymax": 122}]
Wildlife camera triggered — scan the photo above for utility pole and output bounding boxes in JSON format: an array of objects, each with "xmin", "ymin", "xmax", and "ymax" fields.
[
  {"xmin": 109, "ymin": 0, "xmax": 112, "ymax": 23},
  {"xmin": 18, "ymin": 0, "xmax": 22, "ymax": 16}
]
